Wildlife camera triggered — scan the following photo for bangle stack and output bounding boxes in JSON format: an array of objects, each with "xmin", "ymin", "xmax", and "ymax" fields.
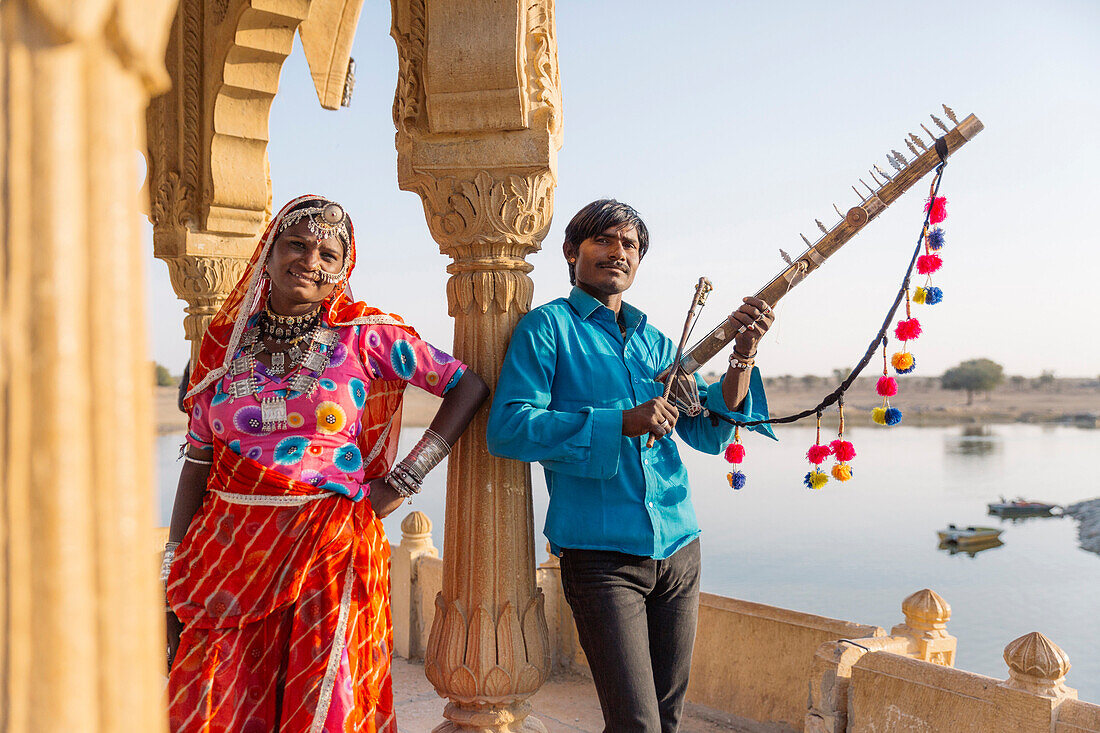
[
  {"xmin": 162, "ymin": 541, "xmax": 180, "ymax": 612},
  {"xmin": 728, "ymin": 351, "xmax": 756, "ymax": 371},
  {"xmin": 384, "ymin": 428, "xmax": 451, "ymax": 498}
]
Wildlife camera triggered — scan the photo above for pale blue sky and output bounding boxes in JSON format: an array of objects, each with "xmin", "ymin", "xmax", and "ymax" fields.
[{"xmin": 147, "ymin": 0, "xmax": 1100, "ymax": 377}]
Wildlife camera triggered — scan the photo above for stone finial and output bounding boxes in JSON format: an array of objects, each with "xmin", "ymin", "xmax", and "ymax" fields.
[
  {"xmin": 401, "ymin": 511, "xmax": 433, "ymax": 541},
  {"xmin": 901, "ymin": 589, "xmax": 951, "ymax": 633},
  {"xmin": 1002, "ymin": 632, "xmax": 1074, "ymax": 698}
]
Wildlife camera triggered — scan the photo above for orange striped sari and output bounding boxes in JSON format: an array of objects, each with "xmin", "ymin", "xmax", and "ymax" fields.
[{"xmin": 167, "ymin": 441, "xmax": 396, "ymax": 732}]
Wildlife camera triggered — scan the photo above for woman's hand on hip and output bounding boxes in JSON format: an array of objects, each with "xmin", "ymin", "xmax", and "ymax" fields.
[{"xmin": 368, "ymin": 478, "xmax": 405, "ymax": 519}]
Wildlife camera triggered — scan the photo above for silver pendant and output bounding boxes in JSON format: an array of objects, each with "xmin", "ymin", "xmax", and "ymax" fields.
[
  {"xmin": 302, "ymin": 351, "xmax": 329, "ymax": 372},
  {"xmin": 289, "ymin": 374, "xmax": 317, "ymax": 396},
  {"xmin": 228, "ymin": 378, "xmax": 255, "ymax": 400},
  {"xmin": 230, "ymin": 354, "xmax": 255, "ymax": 376},
  {"xmin": 287, "ymin": 345, "xmax": 303, "ymax": 364},
  {"xmin": 270, "ymin": 351, "xmax": 286, "ymax": 375},
  {"xmin": 261, "ymin": 396, "xmax": 288, "ymax": 432},
  {"xmin": 312, "ymin": 328, "xmax": 337, "ymax": 347},
  {"xmin": 241, "ymin": 327, "xmax": 260, "ymax": 347}
]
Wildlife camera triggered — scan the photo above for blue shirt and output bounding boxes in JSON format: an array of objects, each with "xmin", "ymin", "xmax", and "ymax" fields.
[{"xmin": 486, "ymin": 287, "xmax": 775, "ymax": 559}]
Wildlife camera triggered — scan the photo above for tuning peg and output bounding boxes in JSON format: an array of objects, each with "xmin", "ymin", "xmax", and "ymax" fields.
[
  {"xmin": 891, "ymin": 150, "xmax": 907, "ymax": 168},
  {"xmin": 780, "ymin": 248, "xmax": 794, "ymax": 266},
  {"xmin": 869, "ymin": 168, "xmax": 886, "ymax": 186},
  {"xmin": 920, "ymin": 123, "xmax": 937, "ymax": 142},
  {"xmin": 801, "ymin": 233, "xmax": 811, "ymax": 246},
  {"xmin": 943, "ymin": 104, "xmax": 957, "ymax": 125},
  {"xmin": 875, "ymin": 163, "xmax": 892, "ymax": 180},
  {"xmin": 833, "ymin": 203, "xmax": 845, "ymax": 218},
  {"xmin": 905, "ymin": 138, "xmax": 919, "ymax": 156},
  {"xmin": 931, "ymin": 114, "xmax": 948, "ymax": 133},
  {"xmin": 816, "ymin": 219, "xmax": 827, "ymax": 233},
  {"xmin": 851, "ymin": 185, "xmax": 866, "ymax": 201},
  {"xmin": 909, "ymin": 133, "xmax": 929, "ymax": 153},
  {"xmin": 859, "ymin": 178, "xmax": 876, "ymax": 195}
]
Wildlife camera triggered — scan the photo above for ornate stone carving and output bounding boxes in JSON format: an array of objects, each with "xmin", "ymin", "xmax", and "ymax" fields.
[
  {"xmin": 151, "ymin": 172, "xmax": 196, "ymax": 228},
  {"xmin": 1002, "ymin": 632, "xmax": 1075, "ymax": 698},
  {"xmin": 390, "ymin": 0, "xmax": 427, "ymax": 135},
  {"xmin": 162, "ymin": 254, "xmax": 249, "ymax": 355},
  {"xmin": 525, "ymin": 0, "xmax": 561, "ymax": 139},
  {"xmin": 891, "ymin": 588, "xmax": 956, "ymax": 667}
]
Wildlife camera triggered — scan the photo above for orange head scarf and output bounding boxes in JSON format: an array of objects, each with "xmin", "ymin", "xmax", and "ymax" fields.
[{"xmin": 184, "ymin": 194, "xmax": 417, "ymax": 477}]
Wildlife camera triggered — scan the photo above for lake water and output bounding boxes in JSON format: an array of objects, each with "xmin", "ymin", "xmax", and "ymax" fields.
[{"xmin": 156, "ymin": 423, "xmax": 1099, "ymax": 701}]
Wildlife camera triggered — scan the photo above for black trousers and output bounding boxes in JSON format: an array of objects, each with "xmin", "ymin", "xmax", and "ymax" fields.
[{"xmin": 559, "ymin": 539, "xmax": 701, "ymax": 733}]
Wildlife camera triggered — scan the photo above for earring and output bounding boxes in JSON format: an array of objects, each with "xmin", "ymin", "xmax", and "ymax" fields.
[{"xmin": 568, "ymin": 258, "xmax": 576, "ymax": 263}]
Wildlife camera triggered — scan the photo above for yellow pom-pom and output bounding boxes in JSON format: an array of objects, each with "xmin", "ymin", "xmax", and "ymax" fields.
[
  {"xmin": 912, "ymin": 286, "xmax": 927, "ymax": 304},
  {"xmin": 891, "ymin": 352, "xmax": 914, "ymax": 371},
  {"xmin": 807, "ymin": 470, "xmax": 829, "ymax": 490},
  {"xmin": 831, "ymin": 464, "xmax": 853, "ymax": 481},
  {"xmin": 872, "ymin": 407, "xmax": 887, "ymax": 425}
]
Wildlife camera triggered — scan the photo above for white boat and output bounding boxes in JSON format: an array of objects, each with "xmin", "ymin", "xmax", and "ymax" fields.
[{"xmin": 937, "ymin": 524, "xmax": 1003, "ymax": 545}]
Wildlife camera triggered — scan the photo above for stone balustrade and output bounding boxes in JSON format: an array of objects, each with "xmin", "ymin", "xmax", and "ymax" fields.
[{"xmin": 390, "ymin": 512, "xmax": 1100, "ymax": 732}]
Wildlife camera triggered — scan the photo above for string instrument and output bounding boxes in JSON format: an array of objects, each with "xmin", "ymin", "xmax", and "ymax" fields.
[{"xmin": 672, "ymin": 106, "xmax": 983, "ymax": 383}]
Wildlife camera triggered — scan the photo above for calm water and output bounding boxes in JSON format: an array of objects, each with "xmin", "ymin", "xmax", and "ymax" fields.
[{"xmin": 156, "ymin": 423, "xmax": 1099, "ymax": 700}]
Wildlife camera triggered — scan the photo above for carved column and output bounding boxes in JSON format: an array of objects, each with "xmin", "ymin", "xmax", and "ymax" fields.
[
  {"xmin": 391, "ymin": 1, "xmax": 562, "ymax": 730},
  {"xmin": 890, "ymin": 588, "xmax": 957, "ymax": 667},
  {"xmin": 1, "ymin": 1, "xmax": 177, "ymax": 730}
]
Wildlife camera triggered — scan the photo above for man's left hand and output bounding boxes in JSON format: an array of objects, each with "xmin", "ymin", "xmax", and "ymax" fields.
[{"xmin": 731, "ymin": 297, "xmax": 774, "ymax": 357}]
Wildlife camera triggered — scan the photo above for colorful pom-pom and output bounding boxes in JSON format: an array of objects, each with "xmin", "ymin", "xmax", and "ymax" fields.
[
  {"xmin": 831, "ymin": 463, "xmax": 853, "ymax": 481},
  {"xmin": 830, "ymin": 439, "xmax": 856, "ymax": 461},
  {"xmin": 925, "ymin": 196, "xmax": 948, "ymax": 224},
  {"xmin": 872, "ymin": 407, "xmax": 887, "ymax": 425},
  {"xmin": 917, "ymin": 254, "xmax": 943, "ymax": 275},
  {"xmin": 894, "ymin": 318, "xmax": 922, "ymax": 341},
  {"xmin": 885, "ymin": 407, "xmax": 903, "ymax": 425},
  {"xmin": 877, "ymin": 376, "xmax": 898, "ymax": 397},
  {"xmin": 923, "ymin": 286, "xmax": 943, "ymax": 305},
  {"xmin": 724, "ymin": 443, "xmax": 746, "ymax": 464},
  {"xmin": 803, "ymin": 470, "xmax": 829, "ymax": 490},
  {"xmin": 807, "ymin": 444, "xmax": 832, "ymax": 464},
  {"xmin": 891, "ymin": 352, "xmax": 915, "ymax": 374},
  {"xmin": 727, "ymin": 470, "xmax": 747, "ymax": 491},
  {"xmin": 927, "ymin": 227, "xmax": 946, "ymax": 250},
  {"xmin": 913, "ymin": 287, "xmax": 927, "ymax": 304}
]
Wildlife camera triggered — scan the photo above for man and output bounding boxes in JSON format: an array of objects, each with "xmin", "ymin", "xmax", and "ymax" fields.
[{"xmin": 487, "ymin": 199, "xmax": 776, "ymax": 732}]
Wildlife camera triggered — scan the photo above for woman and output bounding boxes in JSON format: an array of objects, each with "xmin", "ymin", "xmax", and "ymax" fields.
[{"xmin": 164, "ymin": 195, "xmax": 488, "ymax": 732}]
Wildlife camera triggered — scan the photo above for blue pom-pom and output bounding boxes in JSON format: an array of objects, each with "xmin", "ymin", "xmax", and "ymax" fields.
[
  {"xmin": 731, "ymin": 470, "xmax": 746, "ymax": 491},
  {"xmin": 928, "ymin": 227, "xmax": 946, "ymax": 250},
  {"xmin": 896, "ymin": 356, "xmax": 917, "ymax": 375},
  {"xmin": 803, "ymin": 472, "xmax": 814, "ymax": 488},
  {"xmin": 885, "ymin": 407, "xmax": 903, "ymax": 425},
  {"xmin": 924, "ymin": 286, "xmax": 943, "ymax": 305}
]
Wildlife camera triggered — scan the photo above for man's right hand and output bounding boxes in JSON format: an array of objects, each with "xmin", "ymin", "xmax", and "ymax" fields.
[{"xmin": 622, "ymin": 396, "xmax": 679, "ymax": 439}]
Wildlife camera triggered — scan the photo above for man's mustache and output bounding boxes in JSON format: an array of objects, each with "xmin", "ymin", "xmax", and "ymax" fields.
[{"xmin": 598, "ymin": 262, "xmax": 629, "ymax": 273}]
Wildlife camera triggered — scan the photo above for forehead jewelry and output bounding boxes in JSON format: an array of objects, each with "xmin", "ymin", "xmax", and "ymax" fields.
[{"xmin": 278, "ymin": 201, "xmax": 351, "ymax": 248}]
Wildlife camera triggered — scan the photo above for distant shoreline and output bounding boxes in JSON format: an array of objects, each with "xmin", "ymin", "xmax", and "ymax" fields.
[{"xmin": 155, "ymin": 377, "xmax": 1099, "ymax": 435}]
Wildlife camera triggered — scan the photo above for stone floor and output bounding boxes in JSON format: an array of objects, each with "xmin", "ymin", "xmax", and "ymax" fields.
[{"xmin": 391, "ymin": 657, "xmax": 762, "ymax": 732}]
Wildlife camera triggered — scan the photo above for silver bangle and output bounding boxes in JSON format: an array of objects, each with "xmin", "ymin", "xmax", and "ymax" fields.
[
  {"xmin": 183, "ymin": 453, "xmax": 213, "ymax": 466},
  {"xmin": 728, "ymin": 351, "xmax": 756, "ymax": 371},
  {"xmin": 385, "ymin": 429, "xmax": 451, "ymax": 497},
  {"xmin": 384, "ymin": 464, "xmax": 420, "ymax": 498},
  {"xmin": 161, "ymin": 542, "xmax": 180, "ymax": 584}
]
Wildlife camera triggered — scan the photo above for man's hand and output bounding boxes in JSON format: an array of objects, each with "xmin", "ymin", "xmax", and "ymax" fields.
[
  {"xmin": 622, "ymin": 396, "xmax": 679, "ymax": 439},
  {"xmin": 368, "ymin": 478, "xmax": 405, "ymax": 518},
  {"xmin": 731, "ymin": 296, "xmax": 774, "ymax": 357}
]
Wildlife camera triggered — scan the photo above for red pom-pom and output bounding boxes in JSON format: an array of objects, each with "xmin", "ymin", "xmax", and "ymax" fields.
[
  {"xmin": 806, "ymin": 444, "xmax": 832, "ymax": 465},
  {"xmin": 830, "ymin": 439, "xmax": 856, "ymax": 461},
  {"xmin": 877, "ymin": 376, "xmax": 898, "ymax": 397},
  {"xmin": 724, "ymin": 443, "xmax": 745, "ymax": 464},
  {"xmin": 925, "ymin": 196, "xmax": 948, "ymax": 224},
  {"xmin": 894, "ymin": 318, "xmax": 922, "ymax": 341},
  {"xmin": 917, "ymin": 254, "xmax": 943, "ymax": 275}
]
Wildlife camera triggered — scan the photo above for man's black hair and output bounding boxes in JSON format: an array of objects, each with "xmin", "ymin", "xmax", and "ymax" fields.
[{"xmin": 563, "ymin": 199, "xmax": 649, "ymax": 285}]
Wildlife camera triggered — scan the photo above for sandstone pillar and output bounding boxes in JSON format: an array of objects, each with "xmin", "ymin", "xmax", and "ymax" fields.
[
  {"xmin": 1001, "ymin": 632, "xmax": 1076, "ymax": 700},
  {"xmin": 1, "ymin": 1, "xmax": 177, "ymax": 729},
  {"xmin": 390, "ymin": 1, "xmax": 563, "ymax": 729},
  {"xmin": 392, "ymin": 511, "xmax": 440, "ymax": 660},
  {"xmin": 890, "ymin": 588, "xmax": 957, "ymax": 666}
]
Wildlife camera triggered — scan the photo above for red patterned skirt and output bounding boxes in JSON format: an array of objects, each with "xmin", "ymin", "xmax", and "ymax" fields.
[{"xmin": 167, "ymin": 442, "xmax": 396, "ymax": 732}]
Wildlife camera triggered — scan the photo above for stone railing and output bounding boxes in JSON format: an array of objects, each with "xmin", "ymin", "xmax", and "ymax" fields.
[{"xmin": 389, "ymin": 511, "xmax": 1100, "ymax": 732}]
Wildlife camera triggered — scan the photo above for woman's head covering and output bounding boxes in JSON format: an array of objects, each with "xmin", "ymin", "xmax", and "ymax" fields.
[{"xmin": 184, "ymin": 194, "xmax": 417, "ymax": 477}]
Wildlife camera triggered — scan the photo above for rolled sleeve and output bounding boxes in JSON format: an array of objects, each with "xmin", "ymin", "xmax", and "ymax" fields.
[{"xmin": 705, "ymin": 367, "xmax": 776, "ymax": 440}]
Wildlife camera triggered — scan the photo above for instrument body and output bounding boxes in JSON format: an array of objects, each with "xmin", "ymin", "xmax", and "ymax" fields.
[{"xmin": 676, "ymin": 114, "xmax": 983, "ymax": 376}]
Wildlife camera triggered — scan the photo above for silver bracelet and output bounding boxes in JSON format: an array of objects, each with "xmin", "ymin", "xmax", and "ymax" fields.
[
  {"xmin": 161, "ymin": 542, "xmax": 180, "ymax": 584},
  {"xmin": 385, "ymin": 429, "xmax": 451, "ymax": 497},
  {"xmin": 183, "ymin": 453, "xmax": 213, "ymax": 466},
  {"xmin": 728, "ymin": 351, "xmax": 756, "ymax": 370}
]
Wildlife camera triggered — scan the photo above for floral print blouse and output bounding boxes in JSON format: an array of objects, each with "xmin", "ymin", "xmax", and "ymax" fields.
[{"xmin": 187, "ymin": 314, "xmax": 465, "ymax": 500}]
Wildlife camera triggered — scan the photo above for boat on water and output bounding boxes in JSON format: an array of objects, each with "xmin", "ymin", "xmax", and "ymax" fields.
[
  {"xmin": 937, "ymin": 524, "xmax": 1003, "ymax": 545},
  {"xmin": 987, "ymin": 496, "xmax": 1060, "ymax": 517},
  {"xmin": 938, "ymin": 537, "xmax": 1004, "ymax": 557}
]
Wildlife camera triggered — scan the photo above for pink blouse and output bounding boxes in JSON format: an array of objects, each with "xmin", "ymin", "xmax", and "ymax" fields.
[{"xmin": 187, "ymin": 315, "xmax": 465, "ymax": 501}]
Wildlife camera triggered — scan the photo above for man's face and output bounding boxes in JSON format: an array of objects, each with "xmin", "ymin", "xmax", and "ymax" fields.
[{"xmin": 568, "ymin": 224, "xmax": 641, "ymax": 299}]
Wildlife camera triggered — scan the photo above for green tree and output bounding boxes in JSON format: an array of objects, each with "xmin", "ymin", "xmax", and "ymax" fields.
[
  {"xmin": 154, "ymin": 362, "xmax": 176, "ymax": 387},
  {"xmin": 941, "ymin": 358, "xmax": 1004, "ymax": 405}
]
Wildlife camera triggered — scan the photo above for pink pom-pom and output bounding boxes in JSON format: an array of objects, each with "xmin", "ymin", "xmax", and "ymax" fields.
[
  {"xmin": 829, "ymin": 439, "xmax": 856, "ymax": 461},
  {"xmin": 917, "ymin": 254, "xmax": 943, "ymax": 275},
  {"xmin": 894, "ymin": 318, "xmax": 922, "ymax": 341},
  {"xmin": 724, "ymin": 443, "xmax": 745, "ymax": 464},
  {"xmin": 877, "ymin": 376, "xmax": 898, "ymax": 397},
  {"xmin": 806, "ymin": 444, "xmax": 832, "ymax": 465},
  {"xmin": 925, "ymin": 196, "xmax": 948, "ymax": 224}
]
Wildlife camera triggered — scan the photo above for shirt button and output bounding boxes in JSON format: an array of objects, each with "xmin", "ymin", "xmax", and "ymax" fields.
[
  {"xmin": 643, "ymin": 458, "xmax": 649, "ymax": 465},
  {"xmin": 648, "ymin": 502, "xmax": 654, "ymax": 508}
]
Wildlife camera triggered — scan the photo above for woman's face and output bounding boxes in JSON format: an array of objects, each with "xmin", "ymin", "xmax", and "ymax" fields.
[{"xmin": 265, "ymin": 219, "xmax": 346, "ymax": 313}]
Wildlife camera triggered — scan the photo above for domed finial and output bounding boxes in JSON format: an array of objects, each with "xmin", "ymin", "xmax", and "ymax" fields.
[
  {"xmin": 1002, "ymin": 632, "xmax": 1074, "ymax": 698},
  {"xmin": 901, "ymin": 589, "xmax": 951, "ymax": 632},
  {"xmin": 401, "ymin": 510, "xmax": 432, "ymax": 539}
]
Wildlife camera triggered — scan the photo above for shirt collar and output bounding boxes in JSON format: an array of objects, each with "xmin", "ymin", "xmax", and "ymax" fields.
[{"xmin": 567, "ymin": 286, "xmax": 646, "ymax": 335}]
